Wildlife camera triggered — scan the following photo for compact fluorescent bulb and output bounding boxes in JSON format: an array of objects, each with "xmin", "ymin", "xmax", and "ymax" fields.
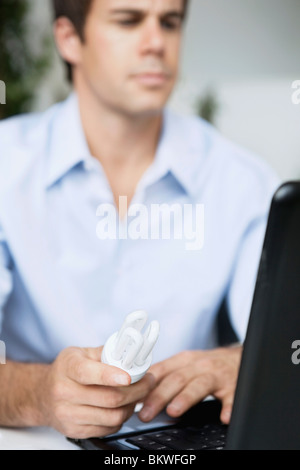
[{"xmin": 101, "ymin": 310, "xmax": 160, "ymax": 384}]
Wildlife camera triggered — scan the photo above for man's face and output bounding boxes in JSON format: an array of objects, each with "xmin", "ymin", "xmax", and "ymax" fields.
[{"xmin": 76, "ymin": 0, "xmax": 185, "ymax": 116}]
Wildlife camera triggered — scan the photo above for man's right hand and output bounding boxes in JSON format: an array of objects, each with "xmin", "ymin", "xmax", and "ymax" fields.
[{"xmin": 39, "ymin": 346, "xmax": 156, "ymax": 439}]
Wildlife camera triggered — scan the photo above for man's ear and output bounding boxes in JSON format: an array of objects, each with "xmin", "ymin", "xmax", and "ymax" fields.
[{"xmin": 53, "ymin": 17, "xmax": 83, "ymax": 68}]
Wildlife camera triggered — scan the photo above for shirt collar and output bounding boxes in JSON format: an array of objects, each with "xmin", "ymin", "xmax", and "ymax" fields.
[
  {"xmin": 45, "ymin": 92, "xmax": 91, "ymax": 189},
  {"xmin": 45, "ymin": 92, "xmax": 205, "ymax": 198},
  {"xmin": 138, "ymin": 107, "xmax": 206, "ymax": 199}
]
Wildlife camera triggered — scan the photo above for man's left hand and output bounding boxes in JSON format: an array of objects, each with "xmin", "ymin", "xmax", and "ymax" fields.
[{"xmin": 138, "ymin": 345, "xmax": 242, "ymax": 425}]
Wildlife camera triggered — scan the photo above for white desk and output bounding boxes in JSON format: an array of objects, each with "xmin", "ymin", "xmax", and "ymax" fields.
[{"xmin": 0, "ymin": 426, "xmax": 79, "ymax": 450}]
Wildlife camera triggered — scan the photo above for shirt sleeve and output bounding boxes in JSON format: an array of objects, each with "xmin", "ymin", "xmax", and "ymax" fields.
[{"xmin": 0, "ymin": 224, "xmax": 13, "ymax": 334}]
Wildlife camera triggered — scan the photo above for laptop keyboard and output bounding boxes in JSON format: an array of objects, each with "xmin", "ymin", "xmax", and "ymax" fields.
[{"xmin": 125, "ymin": 423, "xmax": 228, "ymax": 450}]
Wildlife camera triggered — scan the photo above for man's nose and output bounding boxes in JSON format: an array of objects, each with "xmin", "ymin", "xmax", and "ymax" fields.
[{"xmin": 139, "ymin": 18, "xmax": 165, "ymax": 56}]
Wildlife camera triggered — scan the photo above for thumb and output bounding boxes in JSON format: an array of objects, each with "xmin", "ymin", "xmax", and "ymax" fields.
[
  {"xmin": 84, "ymin": 346, "xmax": 104, "ymax": 361},
  {"xmin": 82, "ymin": 346, "xmax": 132, "ymax": 386}
]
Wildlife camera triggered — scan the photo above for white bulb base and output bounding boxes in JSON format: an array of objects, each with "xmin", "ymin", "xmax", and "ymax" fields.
[{"xmin": 101, "ymin": 332, "xmax": 152, "ymax": 384}]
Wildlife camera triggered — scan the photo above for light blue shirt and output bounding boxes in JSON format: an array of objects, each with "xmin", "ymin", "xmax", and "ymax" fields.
[{"xmin": 0, "ymin": 93, "xmax": 280, "ymax": 364}]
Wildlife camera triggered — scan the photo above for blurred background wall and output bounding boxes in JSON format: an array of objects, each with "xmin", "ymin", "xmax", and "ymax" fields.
[{"xmin": 1, "ymin": 0, "xmax": 300, "ymax": 181}]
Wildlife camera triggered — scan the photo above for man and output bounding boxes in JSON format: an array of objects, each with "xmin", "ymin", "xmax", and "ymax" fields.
[{"xmin": 0, "ymin": 0, "xmax": 279, "ymax": 440}]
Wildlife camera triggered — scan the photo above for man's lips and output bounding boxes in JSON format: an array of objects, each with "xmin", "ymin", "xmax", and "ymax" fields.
[{"xmin": 133, "ymin": 72, "xmax": 170, "ymax": 87}]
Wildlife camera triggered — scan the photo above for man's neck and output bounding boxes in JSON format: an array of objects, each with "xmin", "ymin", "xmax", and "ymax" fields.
[
  {"xmin": 75, "ymin": 87, "xmax": 163, "ymax": 172},
  {"xmin": 74, "ymin": 85, "xmax": 164, "ymax": 218}
]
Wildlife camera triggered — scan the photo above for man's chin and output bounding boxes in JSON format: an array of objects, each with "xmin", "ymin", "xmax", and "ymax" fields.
[
  {"xmin": 125, "ymin": 93, "xmax": 172, "ymax": 116},
  {"xmin": 120, "ymin": 102, "xmax": 166, "ymax": 119}
]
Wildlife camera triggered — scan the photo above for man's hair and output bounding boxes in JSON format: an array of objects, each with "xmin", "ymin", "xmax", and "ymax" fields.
[{"xmin": 52, "ymin": 0, "xmax": 189, "ymax": 82}]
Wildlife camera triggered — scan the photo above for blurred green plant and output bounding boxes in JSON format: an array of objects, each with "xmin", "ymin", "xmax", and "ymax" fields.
[
  {"xmin": 196, "ymin": 89, "xmax": 220, "ymax": 125},
  {"xmin": 0, "ymin": 0, "xmax": 51, "ymax": 120}
]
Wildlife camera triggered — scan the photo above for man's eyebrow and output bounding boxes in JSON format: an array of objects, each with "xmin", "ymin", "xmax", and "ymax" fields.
[{"xmin": 109, "ymin": 9, "xmax": 184, "ymax": 19}]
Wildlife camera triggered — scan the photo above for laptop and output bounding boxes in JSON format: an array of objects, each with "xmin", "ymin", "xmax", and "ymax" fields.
[{"xmin": 69, "ymin": 181, "xmax": 300, "ymax": 451}]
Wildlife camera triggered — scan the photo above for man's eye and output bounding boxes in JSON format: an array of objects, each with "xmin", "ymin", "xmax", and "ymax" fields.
[
  {"xmin": 161, "ymin": 19, "xmax": 182, "ymax": 30},
  {"xmin": 118, "ymin": 18, "xmax": 139, "ymax": 26}
]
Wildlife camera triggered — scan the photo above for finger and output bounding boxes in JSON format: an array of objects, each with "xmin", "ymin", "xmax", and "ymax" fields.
[
  {"xmin": 148, "ymin": 351, "xmax": 198, "ymax": 384},
  {"xmin": 71, "ymin": 373, "xmax": 156, "ymax": 408},
  {"xmin": 166, "ymin": 374, "xmax": 215, "ymax": 418},
  {"xmin": 219, "ymin": 393, "xmax": 234, "ymax": 424},
  {"xmin": 139, "ymin": 366, "xmax": 197, "ymax": 421},
  {"xmin": 66, "ymin": 352, "xmax": 131, "ymax": 387},
  {"xmin": 84, "ymin": 346, "xmax": 104, "ymax": 361},
  {"xmin": 61, "ymin": 402, "xmax": 135, "ymax": 430},
  {"xmin": 65, "ymin": 424, "xmax": 122, "ymax": 440},
  {"xmin": 116, "ymin": 373, "xmax": 156, "ymax": 406}
]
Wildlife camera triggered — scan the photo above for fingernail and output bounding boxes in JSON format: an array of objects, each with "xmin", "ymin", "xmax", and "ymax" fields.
[
  {"xmin": 113, "ymin": 374, "xmax": 130, "ymax": 386},
  {"xmin": 222, "ymin": 410, "xmax": 231, "ymax": 423},
  {"xmin": 139, "ymin": 405, "xmax": 153, "ymax": 421},
  {"xmin": 167, "ymin": 402, "xmax": 182, "ymax": 413}
]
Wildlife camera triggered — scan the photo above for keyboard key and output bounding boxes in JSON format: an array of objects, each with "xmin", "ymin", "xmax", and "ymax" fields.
[
  {"xmin": 126, "ymin": 437, "xmax": 170, "ymax": 451},
  {"xmin": 125, "ymin": 423, "xmax": 228, "ymax": 451}
]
